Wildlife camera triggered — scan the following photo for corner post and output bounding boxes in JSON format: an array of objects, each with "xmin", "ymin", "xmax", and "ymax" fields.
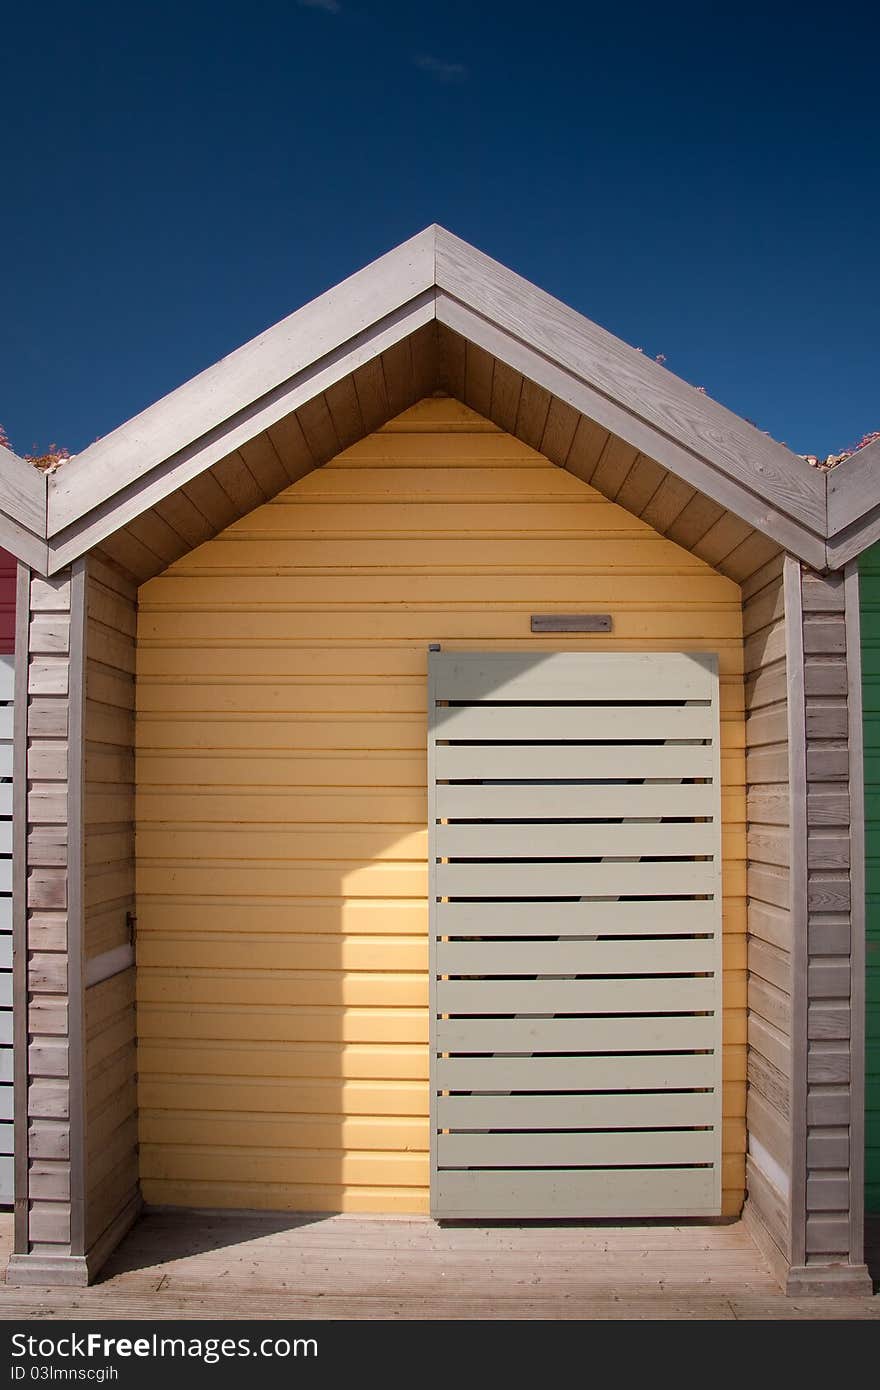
[
  {"xmin": 784, "ymin": 561, "xmax": 871, "ymax": 1296},
  {"xmin": 7, "ymin": 561, "xmax": 90, "ymax": 1286}
]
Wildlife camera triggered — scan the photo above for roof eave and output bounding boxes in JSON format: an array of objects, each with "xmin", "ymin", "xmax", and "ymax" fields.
[
  {"xmin": 0, "ymin": 444, "xmax": 48, "ymax": 570},
  {"xmin": 5, "ymin": 222, "xmax": 834, "ymax": 575},
  {"xmin": 825, "ymin": 437, "xmax": 880, "ymax": 566},
  {"xmin": 46, "ymin": 225, "xmax": 440, "ymax": 542}
]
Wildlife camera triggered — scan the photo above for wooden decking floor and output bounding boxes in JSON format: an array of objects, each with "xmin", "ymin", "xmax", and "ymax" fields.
[{"xmin": 1, "ymin": 1211, "xmax": 878, "ymax": 1320}]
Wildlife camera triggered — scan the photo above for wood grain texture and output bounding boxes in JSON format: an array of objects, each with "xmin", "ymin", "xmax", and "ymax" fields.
[
  {"xmin": 744, "ymin": 561, "xmax": 794, "ymax": 1265},
  {"xmin": 0, "ymin": 513, "xmax": 47, "ymax": 575},
  {"xmin": 434, "ymin": 230, "xmax": 825, "ymax": 540},
  {"xmin": 798, "ymin": 564, "xmax": 864, "ymax": 1278},
  {"xmin": 428, "ymin": 647, "xmax": 723, "ymax": 1218},
  {"xmin": 48, "ymin": 296, "xmax": 438, "ymax": 573},
  {"xmin": 827, "ymin": 435, "xmax": 880, "ymax": 537},
  {"xmin": 0, "ymin": 589, "xmax": 14, "ymax": 1203},
  {"xmin": 18, "ymin": 1209, "xmax": 874, "ymax": 1317},
  {"xmin": 12, "ymin": 567, "xmax": 29, "ymax": 1245},
  {"xmin": 15, "ymin": 566, "xmax": 78, "ymax": 1264},
  {"xmin": 435, "ymin": 1169, "xmax": 718, "ymax": 1220},
  {"xmin": 859, "ymin": 544, "xmax": 880, "ymax": 1218},
  {"xmin": 66, "ymin": 562, "xmax": 86, "ymax": 1256},
  {"xmin": 41, "ymin": 227, "xmax": 835, "ymax": 585},
  {"xmin": 136, "ymin": 399, "xmax": 746, "ymax": 1217},
  {"xmin": 0, "ymin": 446, "xmax": 44, "ymax": 535},
  {"xmin": 844, "ymin": 562, "xmax": 866, "ymax": 1260},
  {"xmin": 435, "ymin": 299, "xmax": 825, "ymax": 573},
  {"xmin": 83, "ymin": 559, "xmax": 139, "ymax": 1255},
  {"xmin": 784, "ymin": 557, "xmax": 808, "ymax": 1268},
  {"xmin": 48, "ymin": 230, "xmax": 438, "ymax": 537}
]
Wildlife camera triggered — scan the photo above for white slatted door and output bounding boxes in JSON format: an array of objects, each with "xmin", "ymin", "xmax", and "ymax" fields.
[
  {"xmin": 428, "ymin": 651, "xmax": 723, "ymax": 1219},
  {"xmin": 0, "ymin": 654, "xmax": 13, "ymax": 1204}
]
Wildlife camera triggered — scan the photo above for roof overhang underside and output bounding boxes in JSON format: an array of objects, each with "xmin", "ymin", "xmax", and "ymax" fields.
[
  {"xmin": 7, "ymin": 226, "xmax": 860, "ymax": 580},
  {"xmin": 66, "ymin": 317, "xmax": 796, "ymax": 589}
]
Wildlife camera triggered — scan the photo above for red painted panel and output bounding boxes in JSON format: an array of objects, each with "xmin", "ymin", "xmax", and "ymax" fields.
[{"xmin": 0, "ymin": 547, "xmax": 16, "ymax": 654}]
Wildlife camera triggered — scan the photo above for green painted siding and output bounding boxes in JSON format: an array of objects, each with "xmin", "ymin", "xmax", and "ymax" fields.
[{"xmin": 860, "ymin": 544, "xmax": 880, "ymax": 1211}]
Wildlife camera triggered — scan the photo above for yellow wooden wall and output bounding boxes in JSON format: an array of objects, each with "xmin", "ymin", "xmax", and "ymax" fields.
[{"xmin": 135, "ymin": 397, "xmax": 747, "ymax": 1215}]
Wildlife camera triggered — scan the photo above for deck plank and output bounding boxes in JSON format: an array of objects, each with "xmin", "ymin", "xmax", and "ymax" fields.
[{"xmin": 1, "ymin": 1213, "xmax": 877, "ymax": 1319}]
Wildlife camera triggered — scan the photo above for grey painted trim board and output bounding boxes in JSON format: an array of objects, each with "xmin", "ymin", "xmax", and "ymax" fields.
[
  {"xmin": 48, "ymin": 229, "xmax": 439, "ymax": 535},
  {"xmin": 15, "ymin": 225, "xmax": 834, "ymax": 576},
  {"xmin": 786, "ymin": 1263, "xmax": 872, "ymax": 1297},
  {"xmin": 434, "ymin": 228, "xmax": 825, "ymax": 533},
  {"xmin": 66, "ymin": 560, "xmax": 87, "ymax": 1256},
  {"xmin": 827, "ymin": 437, "xmax": 880, "ymax": 537},
  {"xmin": 844, "ymin": 561, "xmax": 866, "ymax": 1264},
  {"xmin": 826, "ymin": 503, "xmax": 880, "ymax": 571},
  {"xmin": 12, "ymin": 565, "xmax": 29, "ymax": 1250},
  {"xmin": 741, "ymin": 1198, "xmax": 788, "ymax": 1290},
  {"xmin": 783, "ymin": 555, "xmax": 808, "ymax": 1267},
  {"xmin": 46, "ymin": 294, "xmax": 437, "ymax": 572},
  {"xmin": 15, "ymin": 227, "xmax": 880, "ymax": 577},
  {"xmin": 85, "ymin": 1191, "xmax": 143, "ymax": 1283},
  {"xmin": 84, "ymin": 943, "xmax": 135, "ymax": 989},
  {"xmin": 435, "ymin": 294, "xmax": 827, "ymax": 572},
  {"xmin": 0, "ymin": 445, "xmax": 46, "ymax": 537},
  {"xmin": 5, "ymin": 1254, "xmax": 90, "ymax": 1288},
  {"xmin": 0, "ymin": 513, "xmax": 48, "ymax": 575}
]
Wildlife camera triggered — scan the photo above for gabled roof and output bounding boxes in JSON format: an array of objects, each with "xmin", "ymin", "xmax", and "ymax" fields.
[
  {"xmin": 0, "ymin": 226, "xmax": 845, "ymax": 577},
  {"xmin": 826, "ymin": 436, "xmax": 880, "ymax": 567},
  {"xmin": 44, "ymin": 226, "xmax": 828, "ymax": 575},
  {"xmin": 0, "ymin": 442, "xmax": 47, "ymax": 570}
]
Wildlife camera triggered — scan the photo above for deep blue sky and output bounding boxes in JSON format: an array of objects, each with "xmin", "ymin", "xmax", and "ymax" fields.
[{"xmin": 2, "ymin": 1, "xmax": 878, "ymax": 458}]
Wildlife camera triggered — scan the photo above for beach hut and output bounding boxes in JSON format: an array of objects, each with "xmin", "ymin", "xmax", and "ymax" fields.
[
  {"xmin": 0, "ymin": 228, "xmax": 871, "ymax": 1294},
  {"xmin": 859, "ymin": 540, "xmax": 880, "ymax": 1215}
]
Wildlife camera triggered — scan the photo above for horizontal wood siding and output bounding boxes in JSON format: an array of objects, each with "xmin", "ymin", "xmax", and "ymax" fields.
[
  {"xmin": 0, "ymin": 550, "xmax": 15, "ymax": 655},
  {"xmin": 428, "ymin": 652, "xmax": 724, "ymax": 1219},
  {"xmin": 859, "ymin": 543, "xmax": 880, "ymax": 1212},
  {"xmin": 92, "ymin": 326, "xmax": 440, "ymax": 585},
  {"xmin": 437, "ymin": 323, "xmax": 816, "ymax": 583},
  {"xmin": 801, "ymin": 571, "xmax": 856, "ymax": 1263},
  {"xmin": 743, "ymin": 556, "xmax": 793, "ymax": 1262},
  {"xmin": 0, "ymin": 647, "xmax": 12, "ymax": 1203},
  {"xmin": 1, "ymin": 553, "xmax": 16, "ymax": 1202},
  {"xmin": 789, "ymin": 564, "xmax": 867, "ymax": 1278},
  {"xmin": 136, "ymin": 396, "xmax": 747, "ymax": 1216},
  {"xmin": 83, "ymin": 560, "xmax": 138, "ymax": 1250}
]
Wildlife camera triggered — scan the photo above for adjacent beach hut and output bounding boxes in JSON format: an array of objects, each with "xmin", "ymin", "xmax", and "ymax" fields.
[
  {"xmin": 0, "ymin": 228, "xmax": 872, "ymax": 1294},
  {"xmin": 859, "ymin": 540, "xmax": 880, "ymax": 1214},
  {"xmin": 0, "ymin": 547, "xmax": 16, "ymax": 1203},
  {"xmin": 825, "ymin": 434, "xmax": 880, "ymax": 1219}
]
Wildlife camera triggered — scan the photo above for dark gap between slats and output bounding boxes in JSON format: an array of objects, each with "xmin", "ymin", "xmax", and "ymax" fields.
[
  {"xmin": 435, "ymin": 1011, "xmax": 714, "ymax": 1018},
  {"xmin": 440, "ymin": 1089, "xmax": 716, "ymax": 1096},
  {"xmin": 438, "ymin": 1163, "xmax": 715, "ymax": 1172},
  {"xmin": 438, "ymin": 936, "xmax": 714, "ymax": 942},
  {"xmin": 440, "ymin": 1127, "xmax": 715, "ymax": 1134},
  {"xmin": 436, "ymin": 895, "xmax": 715, "ymax": 902},
  {"xmin": 437, "ymin": 739, "xmax": 709, "ymax": 747},
  {"xmin": 442, "ymin": 811, "xmax": 711, "ymax": 822},
  {"xmin": 436, "ymin": 1049, "xmax": 714, "ymax": 1057},
  {"xmin": 440, "ymin": 850, "xmax": 713, "ymax": 858},
  {"xmin": 438, "ymin": 700, "xmax": 711, "ymax": 708}
]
